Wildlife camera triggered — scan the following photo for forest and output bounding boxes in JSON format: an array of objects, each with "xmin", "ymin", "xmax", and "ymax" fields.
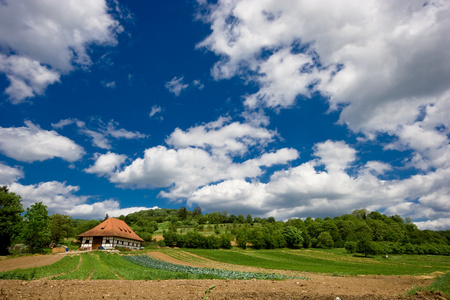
[{"xmin": 1, "ymin": 186, "xmax": 449, "ymax": 256}]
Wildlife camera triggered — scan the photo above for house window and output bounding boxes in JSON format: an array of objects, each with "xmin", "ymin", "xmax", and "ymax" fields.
[
  {"xmin": 105, "ymin": 239, "xmax": 110, "ymax": 243},
  {"xmin": 85, "ymin": 239, "xmax": 89, "ymax": 244}
]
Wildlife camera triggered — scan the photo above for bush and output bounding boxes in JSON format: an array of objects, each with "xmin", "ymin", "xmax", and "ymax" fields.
[
  {"xmin": 344, "ymin": 241, "xmax": 357, "ymax": 253},
  {"xmin": 282, "ymin": 226, "xmax": 303, "ymax": 249},
  {"xmin": 219, "ymin": 234, "xmax": 232, "ymax": 249},
  {"xmin": 356, "ymin": 240, "xmax": 378, "ymax": 257},
  {"xmin": 402, "ymin": 243, "xmax": 416, "ymax": 254},
  {"xmin": 316, "ymin": 232, "xmax": 334, "ymax": 248}
]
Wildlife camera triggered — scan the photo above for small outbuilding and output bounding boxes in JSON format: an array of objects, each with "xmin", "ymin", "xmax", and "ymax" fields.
[{"xmin": 78, "ymin": 217, "xmax": 144, "ymax": 250}]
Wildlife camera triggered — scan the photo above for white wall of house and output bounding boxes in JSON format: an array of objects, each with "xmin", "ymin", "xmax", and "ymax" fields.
[{"xmin": 80, "ymin": 236, "xmax": 141, "ymax": 250}]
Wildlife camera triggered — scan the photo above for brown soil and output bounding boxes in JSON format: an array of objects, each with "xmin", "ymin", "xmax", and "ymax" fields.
[
  {"xmin": 0, "ymin": 253, "xmax": 444, "ymax": 300},
  {"xmin": 0, "ymin": 255, "xmax": 62, "ymax": 272}
]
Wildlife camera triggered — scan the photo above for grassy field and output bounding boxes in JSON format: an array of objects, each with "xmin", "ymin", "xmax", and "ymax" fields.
[{"xmin": 181, "ymin": 248, "xmax": 450, "ymax": 276}]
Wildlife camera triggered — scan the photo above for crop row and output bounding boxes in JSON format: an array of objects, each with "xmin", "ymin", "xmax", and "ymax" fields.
[{"xmin": 124, "ymin": 254, "xmax": 304, "ymax": 280}]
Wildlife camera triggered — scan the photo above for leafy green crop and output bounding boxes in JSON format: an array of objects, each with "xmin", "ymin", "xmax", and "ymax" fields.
[{"xmin": 124, "ymin": 254, "xmax": 305, "ymax": 280}]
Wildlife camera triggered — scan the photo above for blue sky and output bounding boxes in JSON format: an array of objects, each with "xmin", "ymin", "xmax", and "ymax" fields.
[{"xmin": 1, "ymin": 0, "xmax": 449, "ymax": 230}]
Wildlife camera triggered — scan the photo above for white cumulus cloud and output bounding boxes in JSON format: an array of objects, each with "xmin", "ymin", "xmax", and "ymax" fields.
[
  {"xmin": 9, "ymin": 180, "xmax": 156, "ymax": 219},
  {"xmin": 86, "ymin": 117, "xmax": 297, "ymax": 200},
  {"xmin": 0, "ymin": 121, "xmax": 84, "ymax": 162},
  {"xmin": 0, "ymin": 163, "xmax": 24, "ymax": 185},
  {"xmin": 0, "ymin": 0, "xmax": 122, "ymax": 103}
]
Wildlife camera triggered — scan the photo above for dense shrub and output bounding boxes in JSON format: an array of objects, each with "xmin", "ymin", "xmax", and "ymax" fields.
[
  {"xmin": 344, "ymin": 241, "xmax": 357, "ymax": 253},
  {"xmin": 316, "ymin": 232, "xmax": 334, "ymax": 248}
]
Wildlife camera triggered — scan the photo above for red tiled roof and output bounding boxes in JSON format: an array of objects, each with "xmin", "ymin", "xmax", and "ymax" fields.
[{"xmin": 78, "ymin": 217, "xmax": 144, "ymax": 242}]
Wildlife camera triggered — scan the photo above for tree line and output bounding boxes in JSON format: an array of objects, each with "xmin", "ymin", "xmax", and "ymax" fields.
[
  {"xmin": 124, "ymin": 205, "xmax": 450, "ymax": 256},
  {"xmin": 1, "ymin": 186, "xmax": 449, "ymax": 256}
]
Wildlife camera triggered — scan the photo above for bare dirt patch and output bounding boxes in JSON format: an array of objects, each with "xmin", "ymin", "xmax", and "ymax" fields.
[
  {"xmin": 0, "ymin": 255, "xmax": 62, "ymax": 272},
  {"xmin": 0, "ymin": 278, "xmax": 443, "ymax": 300}
]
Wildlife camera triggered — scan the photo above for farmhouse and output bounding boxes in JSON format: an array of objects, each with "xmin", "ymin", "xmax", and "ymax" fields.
[{"xmin": 78, "ymin": 217, "xmax": 144, "ymax": 250}]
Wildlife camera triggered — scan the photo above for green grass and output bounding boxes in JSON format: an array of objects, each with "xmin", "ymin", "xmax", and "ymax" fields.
[
  {"xmin": 183, "ymin": 248, "xmax": 450, "ymax": 276},
  {"xmin": 90, "ymin": 252, "xmax": 119, "ymax": 280},
  {"xmin": 409, "ymin": 272, "xmax": 450, "ymax": 299},
  {"xmin": 53, "ymin": 253, "xmax": 95, "ymax": 280}
]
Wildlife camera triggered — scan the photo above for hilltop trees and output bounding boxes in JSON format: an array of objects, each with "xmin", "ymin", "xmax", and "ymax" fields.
[{"xmin": 0, "ymin": 186, "xmax": 23, "ymax": 255}]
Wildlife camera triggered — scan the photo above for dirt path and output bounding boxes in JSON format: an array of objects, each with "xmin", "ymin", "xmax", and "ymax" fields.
[{"xmin": 0, "ymin": 255, "xmax": 62, "ymax": 272}]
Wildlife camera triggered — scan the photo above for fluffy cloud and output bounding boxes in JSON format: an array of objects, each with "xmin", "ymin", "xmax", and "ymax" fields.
[
  {"xmin": 84, "ymin": 152, "xmax": 127, "ymax": 176},
  {"xmin": 86, "ymin": 118, "xmax": 297, "ymax": 199},
  {"xmin": 0, "ymin": 54, "xmax": 60, "ymax": 103},
  {"xmin": 64, "ymin": 199, "xmax": 158, "ymax": 220},
  {"xmin": 9, "ymin": 181, "xmax": 87, "ymax": 211},
  {"xmin": 189, "ymin": 140, "xmax": 450, "ymax": 230},
  {"xmin": 8, "ymin": 181, "xmax": 155, "ymax": 219},
  {"xmin": 0, "ymin": 121, "xmax": 84, "ymax": 162},
  {"xmin": 415, "ymin": 218, "xmax": 450, "ymax": 231},
  {"xmin": 314, "ymin": 140, "xmax": 356, "ymax": 173},
  {"xmin": 199, "ymin": 0, "xmax": 450, "ymax": 135},
  {"xmin": 0, "ymin": 0, "xmax": 121, "ymax": 102},
  {"xmin": 166, "ymin": 116, "xmax": 275, "ymax": 156},
  {"xmin": 0, "ymin": 163, "xmax": 23, "ymax": 185}
]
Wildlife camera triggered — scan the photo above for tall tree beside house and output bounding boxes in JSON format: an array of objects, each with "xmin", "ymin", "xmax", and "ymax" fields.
[
  {"xmin": 0, "ymin": 186, "xmax": 23, "ymax": 255},
  {"xmin": 22, "ymin": 202, "xmax": 51, "ymax": 251},
  {"xmin": 50, "ymin": 214, "xmax": 73, "ymax": 243}
]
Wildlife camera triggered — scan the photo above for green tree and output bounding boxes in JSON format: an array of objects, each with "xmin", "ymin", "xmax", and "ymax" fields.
[
  {"xmin": 302, "ymin": 230, "xmax": 312, "ymax": 248},
  {"xmin": 237, "ymin": 214, "xmax": 246, "ymax": 223},
  {"xmin": 246, "ymin": 214, "xmax": 253, "ymax": 224},
  {"xmin": 192, "ymin": 206, "xmax": 202, "ymax": 218},
  {"xmin": 344, "ymin": 241, "xmax": 357, "ymax": 253},
  {"xmin": 0, "ymin": 186, "xmax": 24, "ymax": 255},
  {"xmin": 178, "ymin": 207, "xmax": 189, "ymax": 221},
  {"xmin": 50, "ymin": 214, "xmax": 73, "ymax": 243},
  {"xmin": 316, "ymin": 231, "xmax": 334, "ymax": 248},
  {"xmin": 236, "ymin": 227, "xmax": 250, "ymax": 249},
  {"xmin": 352, "ymin": 209, "xmax": 368, "ymax": 220},
  {"xmin": 22, "ymin": 202, "xmax": 51, "ymax": 251},
  {"xmin": 356, "ymin": 239, "xmax": 379, "ymax": 257},
  {"xmin": 282, "ymin": 226, "xmax": 303, "ymax": 248},
  {"xmin": 264, "ymin": 229, "xmax": 286, "ymax": 249}
]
